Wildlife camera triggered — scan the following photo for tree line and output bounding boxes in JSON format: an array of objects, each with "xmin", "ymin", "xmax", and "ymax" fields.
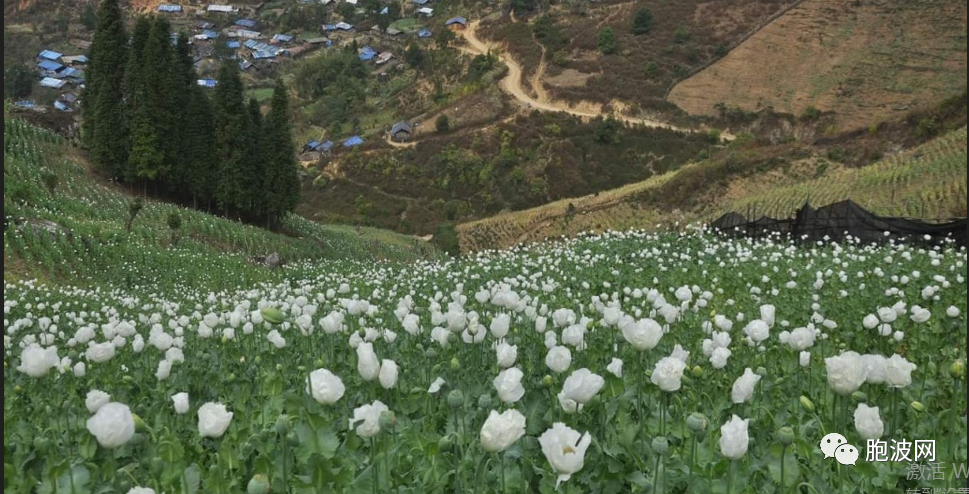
[{"xmin": 81, "ymin": 0, "xmax": 300, "ymax": 228}]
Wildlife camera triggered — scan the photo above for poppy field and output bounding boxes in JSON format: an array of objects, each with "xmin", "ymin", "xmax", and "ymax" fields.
[{"xmin": 5, "ymin": 228, "xmax": 968, "ymax": 494}]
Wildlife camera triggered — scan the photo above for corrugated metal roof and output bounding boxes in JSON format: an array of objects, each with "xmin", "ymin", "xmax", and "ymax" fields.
[
  {"xmin": 319, "ymin": 140, "xmax": 334, "ymax": 151},
  {"xmin": 391, "ymin": 121, "xmax": 412, "ymax": 134},
  {"xmin": 334, "ymin": 22, "xmax": 354, "ymax": 30},
  {"xmin": 197, "ymin": 79, "xmax": 218, "ymax": 87},
  {"xmin": 38, "ymin": 50, "xmax": 63, "ymax": 60},
  {"xmin": 239, "ymin": 61, "xmax": 254, "ymax": 70},
  {"xmin": 417, "ymin": 7, "xmax": 433, "ymax": 15},
  {"xmin": 54, "ymin": 100, "xmax": 73, "ymax": 112},
  {"xmin": 412, "ymin": 0, "xmax": 430, "ymax": 5},
  {"xmin": 201, "ymin": 30, "xmax": 219, "ymax": 39},
  {"xmin": 445, "ymin": 16, "xmax": 467, "ymax": 25},
  {"xmin": 39, "ymin": 77, "xmax": 67, "ymax": 88},
  {"xmin": 54, "ymin": 67, "xmax": 80, "ymax": 79},
  {"xmin": 38, "ymin": 60, "xmax": 64, "ymax": 71},
  {"xmin": 359, "ymin": 46, "xmax": 378, "ymax": 61},
  {"xmin": 226, "ymin": 41, "xmax": 241, "ymax": 48},
  {"xmin": 157, "ymin": 4, "xmax": 183, "ymax": 12},
  {"xmin": 13, "ymin": 100, "xmax": 37, "ymax": 109},
  {"xmin": 235, "ymin": 19, "xmax": 257, "ymax": 28},
  {"xmin": 379, "ymin": 6, "xmax": 388, "ymax": 14},
  {"xmin": 342, "ymin": 136, "xmax": 364, "ymax": 147},
  {"xmin": 272, "ymin": 34, "xmax": 294, "ymax": 43},
  {"xmin": 418, "ymin": 28, "xmax": 432, "ymax": 38},
  {"xmin": 207, "ymin": 4, "xmax": 235, "ymax": 12}
]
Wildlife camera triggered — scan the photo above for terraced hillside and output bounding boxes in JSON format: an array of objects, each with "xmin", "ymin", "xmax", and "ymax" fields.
[
  {"xmin": 3, "ymin": 115, "xmax": 437, "ymax": 288},
  {"xmin": 457, "ymin": 126, "xmax": 968, "ymax": 251},
  {"xmin": 669, "ymin": 0, "xmax": 968, "ymax": 131}
]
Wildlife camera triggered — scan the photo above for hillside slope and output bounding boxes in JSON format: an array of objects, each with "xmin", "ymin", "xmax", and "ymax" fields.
[
  {"xmin": 3, "ymin": 115, "xmax": 436, "ymax": 288},
  {"xmin": 668, "ymin": 0, "xmax": 968, "ymax": 131},
  {"xmin": 457, "ymin": 126, "xmax": 968, "ymax": 251}
]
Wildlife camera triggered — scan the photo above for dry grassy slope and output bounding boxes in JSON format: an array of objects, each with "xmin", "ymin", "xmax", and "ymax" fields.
[
  {"xmin": 457, "ymin": 126, "xmax": 968, "ymax": 251},
  {"xmin": 669, "ymin": 0, "xmax": 968, "ymax": 131}
]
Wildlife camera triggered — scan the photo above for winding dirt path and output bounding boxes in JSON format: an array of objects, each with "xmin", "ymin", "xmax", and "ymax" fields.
[{"xmin": 457, "ymin": 20, "xmax": 729, "ymax": 138}]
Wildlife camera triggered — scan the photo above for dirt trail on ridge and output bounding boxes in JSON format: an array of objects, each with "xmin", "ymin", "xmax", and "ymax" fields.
[{"xmin": 459, "ymin": 20, "xmax": 730, "ymax": 139}]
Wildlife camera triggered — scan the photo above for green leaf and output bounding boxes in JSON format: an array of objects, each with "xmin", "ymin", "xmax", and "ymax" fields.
[
  {"xmin": 294, "ymin": 423, "xmax": 340, "ymax": 462},
  {"xmin": 767, "ymin": 448, "xmax": 800, "ymax": 488},
  {"xmin": 625, "ymin": 470, "xmax": 652, "ymax": 490},
  {"xmin": 181, "ymin": 463, "xmax": 202, "ymax": 494}
]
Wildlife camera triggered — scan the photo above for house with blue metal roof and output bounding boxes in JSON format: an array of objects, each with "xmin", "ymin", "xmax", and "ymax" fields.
[
  {"xmin": 271, "ymin": 34, "xmax": 294, "ymax": 43},
  {"xmin": 199, "ymin": 30, "xmax": 219, "ymax": 40},
  {"xmin": 235, "ymin": 19, "xmax": 257, "ymax": 28},
  {"xmin": 54, "ymin": 100, "xmax": 73, "ymax": 112},
  {"xmin": 319, "ymin": 140, "xmax": 334, "ymax": 151},
  {"xmin": 13, "ymin": 100, "xmax": 37, "ymax": 109},
  {"xmin": 418, "ymin": 28, "xmax": 432, "ymax": 38},
  {"xmin": 197, "ymin": 79, "xmax": 218, "ymax": 88},
  {"xmin": 40, "ymin": 77, "xmax": 67, "ymax": 89},
  {"xmin": 445, "ymin": 16, "xmax": 467, "ymax": 29},
  {"xmin": 359, "ymin": 46, "xmax": 378, "ymax": 61},
  {"xmin": 157, "ymin": 4, "xmax": 182, "ymax": 12},
  {"xmin": 226, "ymin": 41, "xmax": 241, "ymax": 49},
  {"xmin": 38, "ymin": 50, "xmax": 63, "ymax": 61},
  {"xmin": 37, "ymin": 60, "xmax": 64, "ymax": 72},
  {"xmin": 342, "ymin": 136, "xmax": 364, "ymax": 148}
]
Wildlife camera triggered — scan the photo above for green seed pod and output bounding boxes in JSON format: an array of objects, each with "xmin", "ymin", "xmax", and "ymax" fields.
[
  {"xmin": 247, "ymin": 474, "xmax": 271, "ymax": 494},
  {"xmin": 910, "ymin": 401, "xmax": 925, "ymax": 413},
  {"xmin": 652, "ymin": 436, "xmax": 670, "ymax": 456},
  {"xmin": 691, "ymin": 365, "xmax": 703, "ymax": 378},
  {"xmin": 542, "ymin": 375, "xmax": 554, "ymax": 388},
  {"xmin": 314, "ymin": 359, "xmax": 324, "ymax": 368},
  {"xmin": 378, "ymin": 410, "xmax": 397, "ymax": 430},
  {"xmin": 425, "ymin": 348, "xmax": 437, "ymax": 359},
  {"xmin": 261, "ymin": 307, "xmax": 285, "ymax": 325},
  {"xmin": 477, "ymin": 393, "xmax": 492, "ymax": 409},
  {"xmin": 686, "ymin": 413, "xmax": 708, "ymax": 434},
  {"xmin": 851, "ymin": 391, "xmax": 867, "ymax": 403},
  {"xmin": 447, "ymin": 390, "xmax": 464, "ymax": 409},
  {"xmin": 286, "ymin": 431, "xmax": 300, "ymax": 447},
  {"xmin": 755, "ymin": 367, "xmax": 768, "ymax": 377},
  {"xmin": 150, "ymin": 457, "xmax": 165, "ymax": 476},
  {"xmin": 799, "ymin": 395, "xmax": 815, "ymax": 412},
  {"xmin": 438, "ymin": 434, "xmax": 454, "ymax": 452},
  {"xmin": 275, "ymin": 414, "xmax": 291, "ymax": 435},
  {"xmin": 950, "ymin": 360, "xmax": 966, "ymax": 380},
  {"xmin": 132, "ymin": 413, "xmax": 147, "ymax": 433},
  {"xmin": 775, "ymin": 426, "xmax": 795, "ymax": 446},
  {"xmin": 450, "ymin": 357, "xmax": 460, "ymax": 370}
]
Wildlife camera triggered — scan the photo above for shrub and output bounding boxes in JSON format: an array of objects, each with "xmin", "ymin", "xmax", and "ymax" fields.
[
  {"xmin": 673, "ymin": 27, "xmax": 690, "ymax": 44},
  {"xmin": 597, "ymin": 28, "xmax": 618, "ymax": 55},
  {"xmin": 435, "ymin": 115, "xmax": 450, "ymax": 133},
  {"xmin": 632, "ymin": 8, "xmax": 654, "ymax": 35},
  {"xmin": 643, "ymin": 61, "xmax": 659, "ymax": 78},
  {"xmin": 801, "ymin": 105, "xmax": 821, "ymax": 121},
  {"xmin": 431, "ymin": 223, "xmax": 460, "ymax": 256}
]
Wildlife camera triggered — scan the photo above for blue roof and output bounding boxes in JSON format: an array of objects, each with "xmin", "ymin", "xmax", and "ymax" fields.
[
  {"xmin": 13, "ymin": 100, "xmax": 37, "ymax": 109},
  {"xmin": 445, "ymin": 16, "xmax": 467, "ymax": 26},
  {"xmin": 412, "ymin": 0, "xmax": 430, "ymax": 4},
  {"xmin": 54, "ymin": 67, "xmax": 80, "ymax": 79},
  {"xmin": 342, "ymin": 136, "xmax": 364, "ymax": 147},
  {"xmin": 359, "ymin": 46, "xmax": 378, "ymax": 61},
  {"xmin": 272, "ymin": 34, "xmax": 294, "ymax": 43},
  {"xmin": 197, "ymin": 79, "xmax": 218, "ymax": 88},
  {"xmin": 418, "ymin": 28, "xmax": 432, "ymax": 38},
  {"xmin": 226, "ymin": 41, "xmax": 241, "ymax": 48},
  {"xmin": 379, "ymin": 6, "xmax": 389, "ymax": 14},
  {"xmin": 38, "ymin": 50, "xmax": 62, "ymax": 60},
  {"xmin": 306, "ymin": 140, "xmax": 320, "ymax": 149},
  {"xmin": 54, "ymin": 100, "xmax": 72, "ymax": 112},
  {"xmin": 202, "ymin": 30, "xmax": 219, "ymax": 39},
  {"xmin": 38, "ymin": 60, "xmax": 64, "ymax": 71},
  {"xmin": 235, "ymin": 19, "xmax": 257, "ymax": 28},
  {"xmin": 157, "ymin": 4, "xmax": 182, "ymax": 12},
  {"xmin": 239, "ymin": 61, "xmax": 253, "ymax": 70},
  {"xmin": 39, "ymin": 77, "xmax": 67, "ymax": 88},
  {"xmin": 319, "ymin": 140, "xmax": 334, "ymax": 151}
]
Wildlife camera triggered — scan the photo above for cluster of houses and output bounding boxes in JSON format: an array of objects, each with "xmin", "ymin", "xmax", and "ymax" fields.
[{"xmin": 13, "ymin": 50, "xmax": 87, "ymax": 113}]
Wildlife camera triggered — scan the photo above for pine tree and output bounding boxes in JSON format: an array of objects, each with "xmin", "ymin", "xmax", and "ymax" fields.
[
  {"xmin": 140, "ymin": 17, "xmax": 176, "ymax": 183},
  {"xmin": 212, "ymin": 61, "xmax": 249, "ymax": 216},
  {"xmin": 185, "ymin": 86, "xmax": 218, "ymax": 209},
  {"xmin": 263, "ymin": 79, "xmax": 300, "ymax": 229},
  {"xmin": 83, "ymin": 0, "xmax": 129, "ymax": 178},
  {"xmin": 122, "ymin": 16, "xmax": 152, "ymax": 112},
  {"xmin": 244, "ymin": 97, "xmax": 267, "ymax": 217},
  {"xmin": 166, "ymin": 33, "xmax": 198, "ymax": 196}
]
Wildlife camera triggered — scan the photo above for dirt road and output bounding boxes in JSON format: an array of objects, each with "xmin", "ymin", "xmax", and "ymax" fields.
[{"xmin": 458, "ymin": 20, "xmax": 727, "ymax": 138}]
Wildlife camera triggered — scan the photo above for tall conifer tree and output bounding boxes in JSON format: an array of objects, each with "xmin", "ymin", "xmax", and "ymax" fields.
[
  {"xmin": 83, "ymin": 0, "xmax": 129, "ymax": 178},
  {"xmin": 263, "ymin": 79, "xmax": 301, "ymax": 228}
]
